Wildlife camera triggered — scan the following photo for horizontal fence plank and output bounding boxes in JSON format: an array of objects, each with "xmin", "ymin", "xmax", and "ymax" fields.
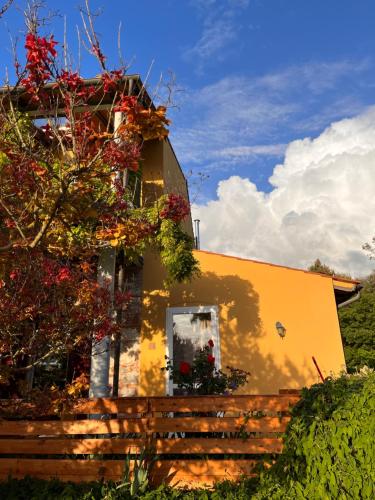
[
  {"xmin": 156, "ymin": 438, "xmax": 282, "ymax": 455},
  {"xmin": 151, "ymin": 459, "xmax": 260, "ymax": 487},
  {"xmin": 0, "ymin": 437, "xmax": 282, "ymax": 455},
  {"xmin": 151, "ymin": 416, "xmax": 290, "ymax": 433},
  {"xmin": 0, "ymin": 458, "xmax": 260, "ymax": 485},
  {"xmin": 0, "ymin": 438, "xmax": 144, "ymax": 455},
  {"xmin": 0, "ymin": 418, "xmax": 148, "ymax": 436},
  {"xmin": 0, "ymin": 415, "xmax": 290, "ymax": 436},
  {"xmin": 72, "ymin": 397, "xmax": 149, "ymax": 415},
  {"xmin": 0, "ymin": 397, "xmax": 149, "ymax": 417},
  {"xmin": 0, "ymin": 395, "xmax": 299, "ymax": 417},
  {"xmin": 0, "ymin": 458, "xmax": 124, "ymax": 482},
  {"xmin": 149, "ymin": 395, "xmax": 299, "ymax": 413}
]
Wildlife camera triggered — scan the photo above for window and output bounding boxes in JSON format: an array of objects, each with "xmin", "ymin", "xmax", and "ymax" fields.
[{"xmin": 166, "ymin": 306, "xmax": 220, "ymax": 395}]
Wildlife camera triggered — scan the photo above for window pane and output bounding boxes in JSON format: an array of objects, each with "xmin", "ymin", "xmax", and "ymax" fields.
[{"xmin": 172, "ymin": 312, "xmax": 214, "ymax": 367}]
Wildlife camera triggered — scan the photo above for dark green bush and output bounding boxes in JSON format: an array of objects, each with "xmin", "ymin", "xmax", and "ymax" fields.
[
  {"xmin": 0, "ymin": 477, "xmax": 259, "ymax": 500},
  {"xmin": 0, "ymin": 476, "xmax": 108, "ymax": 500},
  {"xmin": 255, "ymin": 370, "xmax": 375, "ymax": 499}
]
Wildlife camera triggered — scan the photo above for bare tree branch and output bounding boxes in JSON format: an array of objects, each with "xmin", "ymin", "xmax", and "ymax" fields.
[{"xmin": 0, "ymin": 0, "xmax": 14, "ymax": 19}]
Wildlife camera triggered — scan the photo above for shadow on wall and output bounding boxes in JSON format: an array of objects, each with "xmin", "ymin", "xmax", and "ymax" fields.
[{"xmin": 141, "ymin": 271, "xmax": 315, "ymax": 395}]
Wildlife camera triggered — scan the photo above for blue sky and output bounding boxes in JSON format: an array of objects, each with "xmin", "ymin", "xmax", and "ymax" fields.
[{"xmin": 1, "ymin": 0, "xmax": 375, "ymax": 274}]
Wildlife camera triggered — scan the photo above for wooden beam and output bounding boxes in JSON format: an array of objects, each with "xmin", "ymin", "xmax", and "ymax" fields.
[{"xmin": 0, "ymin": 437, "xmax": 282, "ymax": 455}]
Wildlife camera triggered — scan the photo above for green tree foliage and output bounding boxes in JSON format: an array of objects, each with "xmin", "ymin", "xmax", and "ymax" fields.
[
  {"xmin": 339, "ymin": 273, "xmax": 375, "ymax": 372},
  {"xmin": 307, "ymin": 259, "xmax": 374, "ymax": 372},
  {"xmin": 308, "ymin": 258, "xmax": 352, "ymax": 279},
  {"xmin": 308, "ymin": 258, "xmax": 335, "ymax": 275}
]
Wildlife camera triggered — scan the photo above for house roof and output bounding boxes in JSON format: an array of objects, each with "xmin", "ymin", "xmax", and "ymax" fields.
[
  {"xmin": 194, "ymin": 249, "xmax": 361, "ymax": 306},
  {"xmin": 0, "ymin": 74, "xmax": 153, "ymax": 118}
]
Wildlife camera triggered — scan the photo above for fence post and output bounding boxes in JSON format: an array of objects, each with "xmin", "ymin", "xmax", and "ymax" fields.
[
  {"xmin": 145, "ymin": 398, "xmax": 153, "ymax": 445},
  {"xmin": 144, "ymin": 397, "xmax": 155, "ymax": 478}
]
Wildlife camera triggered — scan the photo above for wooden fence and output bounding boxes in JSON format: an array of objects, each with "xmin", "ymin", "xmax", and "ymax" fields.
[{"xmin": 0, "ymin": 394, "xmax": 299, "ymax": 488}]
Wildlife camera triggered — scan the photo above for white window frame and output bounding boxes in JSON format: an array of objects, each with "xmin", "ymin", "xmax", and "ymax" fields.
[{"xmin": 165, "ymin": 305, "xmax": 220, "ymax": 395}]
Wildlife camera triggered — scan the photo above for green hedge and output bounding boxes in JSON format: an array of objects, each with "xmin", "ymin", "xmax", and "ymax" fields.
[
  {"xmin": 2, "ymin": 372, "xmax": 374, "ymax": 499},
  {"xmin": 255, "ymin": 370, "xmax": 375, "ymax": 499}
]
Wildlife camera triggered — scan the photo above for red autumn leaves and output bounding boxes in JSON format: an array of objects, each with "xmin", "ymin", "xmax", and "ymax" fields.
[
  {"xmin": 160, "ymin": 194, "xmax": 190, "ymax": 223},
  {"xmin": 101, "ymin": 70, "xmax": 125, "ymax": 92},
  {"xmin": 0, "ymin": 19, "xmax": 198, "ymax": 403},
  {"xmin": 0, "ymin": 249, "xmax": 123, "ymax": 363},
  {"xmin": 21, "ymin": 33, "xmax": 57, "ymax": 97}
]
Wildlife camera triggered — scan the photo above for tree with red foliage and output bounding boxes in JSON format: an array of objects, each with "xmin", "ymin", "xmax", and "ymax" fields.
[{"xmin": 0, "ymin": 2, "xmax": 199, "ymax": 406}]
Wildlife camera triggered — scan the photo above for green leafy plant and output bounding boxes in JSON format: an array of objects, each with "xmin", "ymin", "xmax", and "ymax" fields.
[
  {"xmin": 254, "ymin": 370, "xmax": 375, "ymax": 499},
  {"xmin": 112, "ymin": 447, "xmax": 156, "ymax": 499}
]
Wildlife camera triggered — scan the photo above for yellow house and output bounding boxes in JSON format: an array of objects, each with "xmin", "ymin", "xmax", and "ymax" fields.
[
  {"xmin": 111, "ymin": 111, "xmax": 360, "ymax": 397},
  {"xmin": 138, "ymin": 248, "xmax": 358, "ymax": 395},
  {"xmin": 7, "ymin": 75, "xmax": 358, "ymax": 397}
]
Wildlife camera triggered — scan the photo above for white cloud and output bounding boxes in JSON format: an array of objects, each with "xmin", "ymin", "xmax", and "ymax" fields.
[
  {"xmin": 184, "ymin": 0, "xmax": 249, "ymax": 69},
  {"xmin": 258, "ymin": 60, "xmax": 370, "ymax": 95},
  {"xmin": 217, "ymin": 144, "xmax": 287, "ymax": 159},
  {"xmin": 184, "ymin": 17, "xmax": 237, "ymax": 62},
  {"xmin": 192, "ymin": 107, "xmax": 375, "ymax": 277}
]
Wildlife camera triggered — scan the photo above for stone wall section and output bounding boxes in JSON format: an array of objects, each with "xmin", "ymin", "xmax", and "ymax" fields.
[{"xmin": 109, "ymin": 264, "xmax": 143, "ymax": 396}]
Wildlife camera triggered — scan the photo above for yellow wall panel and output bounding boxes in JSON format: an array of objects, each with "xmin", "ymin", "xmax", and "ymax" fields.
[{"xmin": 139, "ymin": 250, "xmax": 347, "ymax": 396}]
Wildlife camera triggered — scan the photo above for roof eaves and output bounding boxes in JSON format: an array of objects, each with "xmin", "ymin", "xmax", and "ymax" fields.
[{"xmin": 194, "ymin": 249, "xmax": 360, "ymax": 285}]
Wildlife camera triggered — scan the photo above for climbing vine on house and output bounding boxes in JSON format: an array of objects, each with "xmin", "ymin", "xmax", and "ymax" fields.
[{"xmin": 0, "ymin": 3, "xmax": 199, "ymax": 405}]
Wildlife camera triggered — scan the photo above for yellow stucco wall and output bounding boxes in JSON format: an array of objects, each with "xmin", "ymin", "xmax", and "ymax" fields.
[
  {"xmin": 141, "ymin": 139, "xmax": 193, "ymax": 237},
  {"xmin": 139, "ymin": 250, "xmax": 348, "ymax": 395},
  {"xmin": 141, "ymin": 140, "xmax": 164, "ymax": 205}
]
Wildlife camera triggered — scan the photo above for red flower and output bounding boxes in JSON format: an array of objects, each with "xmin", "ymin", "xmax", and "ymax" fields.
[
  {"xmin": 9, "ymin": 269, "xmax": 20, "ymax": 280},
  {"xmin": 207, "ymin": 355, "xmax": 215, "ymax": 364},
  {"xmin": 208, "ymin": 339, "xmax": 214, "ymax": 348},
  {"xmin": 179, "ymin": 361, "xmax": 191, "ymax": 375}
]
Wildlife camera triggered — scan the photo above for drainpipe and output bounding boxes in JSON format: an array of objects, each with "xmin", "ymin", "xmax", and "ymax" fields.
[
  {"xmin": 194, "ymin": 219, "xmax": 200, "ymax": 250},
  {"xmin": 337, "ymin": 285, "xmax": 362, "ymax": 309}
]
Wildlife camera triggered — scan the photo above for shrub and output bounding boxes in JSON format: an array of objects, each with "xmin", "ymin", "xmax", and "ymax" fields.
[
  {"xmin": 163, "ymin": 342, "xmax": 250, "ymax": 395},
  {"xmin": 254, "ymin": 370, "xmax": 375, "ymax": 499},
  {"xmin": 0, "ymin": 477, "xmax": 259, "ymax": 499}
]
